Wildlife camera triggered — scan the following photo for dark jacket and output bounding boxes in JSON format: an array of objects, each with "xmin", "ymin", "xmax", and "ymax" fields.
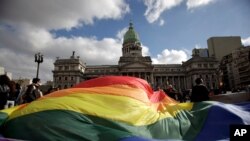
[
  {"xmin": 23, "ymin": 84, "xmax": 43, "ymax": 103},
  {"xmin": 191, "ymin": 84, "xmax": 209, "ymax": 102},
  {"xmin": 0, "ymin": 84, "xmax": 10, "ymax": 109}
]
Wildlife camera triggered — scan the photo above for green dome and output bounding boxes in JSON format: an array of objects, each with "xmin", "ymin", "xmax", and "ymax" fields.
[{"xmin": 123, "ymin": 22, "xmax": 140, "ymax": 45}]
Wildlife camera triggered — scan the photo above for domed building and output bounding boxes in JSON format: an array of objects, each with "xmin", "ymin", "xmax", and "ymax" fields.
[
  {"xmin": 122, "ymin": 22, "xmax": 142, "ymax": 57},
  {"xmin": 53, "ymin": 22, "xmax": 219, "ymax": 91},
  {"xmin": 118, "ymin": 21, "xmax": 154, "ymax": 83}
]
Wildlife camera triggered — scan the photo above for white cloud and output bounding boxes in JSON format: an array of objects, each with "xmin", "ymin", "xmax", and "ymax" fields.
[
  {"xmin": 242, "ymin": 36, "xmax": 250, "ymax": 46},
  {"xmin": 0, "ymin": 0, "xmax": 129, "ymax": 30},
  {"xmin": 0, "ymin": 0, "xmax": 129, "ymax": 81},
  {"xmin": 152, "ymin": 49, "xmax": 188, "ymax": 64},
  {"xmin": 143, "ymin": 0, "xmax": 183, "ymax": 24},
  {"xmin": 116, "ymin": 26, "xmax": 150, "ymax": 56},
  {"xmin": 51, "ymin": 37, "xmax": 122, "ymax": 65},
  {"xmin": 142, "ymin": 0, "xmax": 217, "ymax": 24},
  {"xmin": 182, "ymin": 48, "xmax": 192, "ymax": 58},
  {"xmin": 0, "ymin": 25, "xmax": 122, "ymax": 81},
  {"xmin": 116, "ymin": 27, "xmax": 128, "ymax": 43},
  {"xmin": 141, "ymin": 45, "xmax": 151, "ymax": 56},
  {"xmin": 194, "ymin": 44, "xmax": 206, "ymax": 49},
  {"xmin": 0, "ymin": 20, "xmax": 188, "ymax": 81},
  {"xmin": 0, "ymin": 0, "xmax": 221, "ymax": 83},
  {"xmin": 186, "ymin": 0, "xmax": 216, "ymax": 10},
  {"xmin": 159, "ymin": 19, "xmax": 165, "ymax": 26}
]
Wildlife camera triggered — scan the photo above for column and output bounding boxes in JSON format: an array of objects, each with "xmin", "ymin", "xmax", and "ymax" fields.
[
  {"xmin": 178, "ymin": 76, "xmax": 181, "ymax": 91},
  {"xmin": 166, "ymin": 76, "xmax": 169, "ymax": 85},
  {"xmin": 183, "ymin": 76, "xmax": 186, "ymax": 89},
  {"xmin": 160, "ymin": 76, "xmax": 163, "ymax": 87},
  {"xmin": 209, "ymin": 74, "xmax": 212, "ymax": 89},
  {"xmin": 151, "ymin": 73, "xmax": 154, "ymax": 86}
]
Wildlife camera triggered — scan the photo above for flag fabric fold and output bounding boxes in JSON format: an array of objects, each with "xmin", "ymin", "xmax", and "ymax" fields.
[{"xmin": 0, "ymin": 76, "xmax": 249, "ymax": 141}]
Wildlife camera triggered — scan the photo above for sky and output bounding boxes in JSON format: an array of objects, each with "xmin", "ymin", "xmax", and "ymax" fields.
[{"xmin": 0, "ymin": 0, "xmax": 250, "ymax": 82}]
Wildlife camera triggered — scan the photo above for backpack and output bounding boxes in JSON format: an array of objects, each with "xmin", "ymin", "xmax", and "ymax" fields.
[
  {"xmin": 0, "ymin": 83, "xmax": 8, "ymax": 90},
  {"xmin": 0, "ymin": 84, "xmax": 10, "ymax": 109},
  {"xmin": 23, "ymin": 85, "xmax": 36, "ymax": 103}
]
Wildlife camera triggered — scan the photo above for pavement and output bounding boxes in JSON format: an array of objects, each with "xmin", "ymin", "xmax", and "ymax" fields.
[{"xmin": 210, "ymin": 92, "xmax": 250, "ymax": 103}]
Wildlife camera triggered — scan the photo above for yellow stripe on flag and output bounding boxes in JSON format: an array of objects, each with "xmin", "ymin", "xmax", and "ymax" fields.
[{"xmin": 8, "ymin": 93, "xmax": 193, "ymax": 126}]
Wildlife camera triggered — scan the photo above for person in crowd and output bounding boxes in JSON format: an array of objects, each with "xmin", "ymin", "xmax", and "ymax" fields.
[
  {"xmin": 0, "ymin": 75, "xmax": 11, "ymax": 110},
  {"xmin": 191, "ymin": 78, "xmax": 209, "ymax": 102},
  {"xmin": 164, "ymin": 84, "xmax": 177, "ymax": 100},
  {"xmin": 45, "ymin": 86, "xmax": 59, "ymax": 95},
  {"xmin": 181, "ymin": 89, "xmax": 188, "ymax": 102},
  {"xmin": 14, "ymin": 83, "xmax": 22, "ymax": 105},
  {"xmin": 8, "ymin": 81, "xmax": 17, "ymax": 100},
  {"xmin": 5, "ymin": 81, "xmax": 17, "ymax": 108},
  {"xmin": 23, "ymin": 78, "xmax": 43, "ymax": 103}
]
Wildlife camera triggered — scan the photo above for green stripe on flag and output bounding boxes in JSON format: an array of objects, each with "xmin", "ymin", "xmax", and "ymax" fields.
[{"xmin": 2, "ymin": 102, "xmax": 212, "ymax": 141}]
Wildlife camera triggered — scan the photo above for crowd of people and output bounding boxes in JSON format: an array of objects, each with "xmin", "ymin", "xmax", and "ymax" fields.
[
  {"xmin": 0, "ymin": 74, "xmax": 43, "ymax": 110},
  {"xmin": 158, "ymin": 78, "xmax": 210, "ymax": 103},
  {"xmin": 1, "ymin": 74, "xmax": 211, "ymax": 110}
]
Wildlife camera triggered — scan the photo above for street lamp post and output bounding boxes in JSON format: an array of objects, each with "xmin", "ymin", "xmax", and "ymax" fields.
[{"xmin": 35, "ymin": 52, "xmax": 43, "ymax": 78}]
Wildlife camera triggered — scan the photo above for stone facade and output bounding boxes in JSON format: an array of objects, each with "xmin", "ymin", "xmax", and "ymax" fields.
[
  {"xmin": 52, "ymin": 51, "xmax": 86, "ymax": 89},
  {"xmin": 192, "ymin": 48, "xmax": 209, "ymax": 57},
  {"xmin": 53, "ymin": 22, "xmax": 219, "ymax": 91},
  {"xmin": 207, "ymin": 36, "xmax": 242, "ymax": 61},
  {"xmin": 183, "ymin": 56, "xmax": 219, "ymax": 89},
  {"xmin": 82, "ymin": 22, "xmax": 219, "ymax": 91},
  {"xmin": 220, "ymin": 46, "xmax": 250, "ymax": 89}
]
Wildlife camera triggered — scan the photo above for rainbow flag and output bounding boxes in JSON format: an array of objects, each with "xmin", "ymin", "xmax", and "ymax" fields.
[{"xmin": 0, "ymin": 76, "xmax": 249, "ymax": 141}]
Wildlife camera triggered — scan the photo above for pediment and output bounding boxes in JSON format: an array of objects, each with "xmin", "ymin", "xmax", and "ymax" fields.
[{"xmin": 121, "ymin": 62, "xmax": 152, "ymax": 69}]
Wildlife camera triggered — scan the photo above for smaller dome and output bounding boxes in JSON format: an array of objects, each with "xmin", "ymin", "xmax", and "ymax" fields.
[{"xmin": 123, "ymin": 22, "xmax": 141, "ymax": 45}]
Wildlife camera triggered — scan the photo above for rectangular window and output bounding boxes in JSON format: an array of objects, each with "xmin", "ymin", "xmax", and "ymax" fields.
[
  {"xmin": 65, "ymin": 66, "xmax": 69, "ymax": 70},
  {"xmin": 59, "ymin": 66, "xmax": 63, "ymax": 70}
]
